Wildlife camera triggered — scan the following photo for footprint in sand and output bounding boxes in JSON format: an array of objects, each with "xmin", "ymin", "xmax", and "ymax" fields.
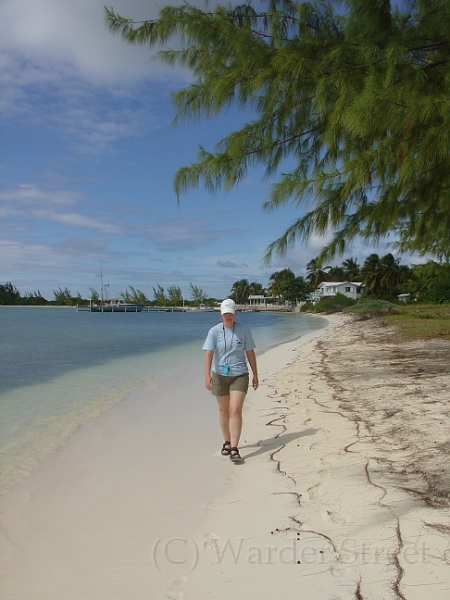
[
  {"xmin": 308, "ymin": 482, "xmax": 325, "ymax": 500},
  {"xmin": 206, "ymin": 499, "xmax": 221, "ymax": 511},
  {"xmin": 165, "ymin": 576, "xmax": 188, "ymax": 600},
  {"xmin": 318, "ymin": 458, "xmax": 332, "ymax": 477},
  {"xmin": 225, "ymin": 473, "xmax": 236, "ymax": 484},
  {"xmin": 310, "ymin": 441, "xmax": 323, "ymax": 450},
  {"xmin": 203, "ymin": 531, "xmax": 220, "ymax": 549},
  {"xmin": 325, "ymin": 509, "xmax": 348, "ymax": 524}
]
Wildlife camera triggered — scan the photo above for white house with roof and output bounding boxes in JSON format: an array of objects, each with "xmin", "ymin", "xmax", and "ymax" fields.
[{"xmin": 310, "ymin": 282, "xmax": 364, "ymax": 302}]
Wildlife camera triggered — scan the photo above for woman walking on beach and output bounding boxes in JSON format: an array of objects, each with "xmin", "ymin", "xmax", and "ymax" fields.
[{"xmin": 203, "ymin": 299, "xmax": 258, "ymax": 461}]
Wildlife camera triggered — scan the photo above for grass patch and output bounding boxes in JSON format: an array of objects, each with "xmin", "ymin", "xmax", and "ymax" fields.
[
  {"xmin": 343, "ymin": 299, "xmax": 396, "ymax": 316},
  {"xmin": 386, "ymin": 304, "xmax": 450, "ymax": 340},
  {"xmin": 306, "ymin": 296, "xmax": 450, "ymax": 339}
]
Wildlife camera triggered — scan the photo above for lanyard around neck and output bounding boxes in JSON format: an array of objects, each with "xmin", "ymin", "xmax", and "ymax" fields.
[{"xmin": 222, "ymin": 324, "xmax": 235, "ymax": 357}]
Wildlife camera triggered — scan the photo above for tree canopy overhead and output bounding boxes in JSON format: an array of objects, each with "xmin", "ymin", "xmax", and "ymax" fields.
[{"xmin": 106, "ymin": 0, "xmax": 450, "ymax": 262}]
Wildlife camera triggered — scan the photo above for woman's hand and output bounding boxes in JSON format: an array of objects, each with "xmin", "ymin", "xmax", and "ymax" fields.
[
  {"xmin": 246, "ymin": 349, "xmax": 258, "ymax": 391},
  {"xmin": 204, "ymin": 350, "xmax": 214, "ymax": 391}
]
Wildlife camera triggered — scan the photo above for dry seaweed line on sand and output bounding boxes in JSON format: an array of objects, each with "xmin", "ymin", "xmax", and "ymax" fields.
[{"xmin": 263, "ymin": 316, "xmax": 450, "ymax": 600}]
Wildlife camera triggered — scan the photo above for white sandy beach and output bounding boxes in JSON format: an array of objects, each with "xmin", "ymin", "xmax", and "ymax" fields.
[{"xmin": 1, "ymin": 315, "xmax": 449, "ymax": 599}]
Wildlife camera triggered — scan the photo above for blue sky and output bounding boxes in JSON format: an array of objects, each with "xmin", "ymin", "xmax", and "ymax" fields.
[{"xmin": 0, "ymin": 0, "xmax": 421, "ymax": 301}]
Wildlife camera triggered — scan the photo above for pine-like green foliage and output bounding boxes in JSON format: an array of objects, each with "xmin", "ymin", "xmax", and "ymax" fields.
[
  {"xmin": 106, "ymin": 1, "xmax": 450, "ymax": 262},
  {"xmin": 120, "ymin": 286, "xmax": 148, "ymax": 303},
  {"xmin": 189, "ymin": 282, "xmax": 206, "ymax": 305},
  {"xmin": 167, "ymin": 284, "xmax": 184, "ymax": 305}
]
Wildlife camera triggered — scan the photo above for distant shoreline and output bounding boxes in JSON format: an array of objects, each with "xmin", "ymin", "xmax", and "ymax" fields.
[{"xmin": 0, "ymin": 305, "xmax": 74, "ymax": 308}]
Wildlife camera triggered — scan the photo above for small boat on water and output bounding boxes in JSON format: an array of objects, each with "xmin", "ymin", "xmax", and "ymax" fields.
[
  {"xmin": 79, "ymin": 300, "xmax": 145, "ymax": 313},
  {"xmin": 78, "ymin": 267, "xmax": 145, "ymax": 312},
  {"xmin": 187, "ymin": 303, "xmax": 214, "ymax": 312}
]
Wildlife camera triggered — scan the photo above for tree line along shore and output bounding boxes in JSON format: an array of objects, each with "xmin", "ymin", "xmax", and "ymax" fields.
[{"xmin": 2, "ymin": 254, "xmax": 450, "ymax": 315}]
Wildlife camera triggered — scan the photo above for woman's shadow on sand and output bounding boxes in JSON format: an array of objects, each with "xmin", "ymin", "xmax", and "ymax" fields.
[{"xmin": 238, "ymin": 428, "xmax": 319, "ymax": 462}]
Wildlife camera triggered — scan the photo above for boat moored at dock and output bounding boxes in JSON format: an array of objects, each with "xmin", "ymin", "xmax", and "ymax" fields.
[{"xmin": 77, "ymin": 301, "xmax": 145, "ymax": 313}]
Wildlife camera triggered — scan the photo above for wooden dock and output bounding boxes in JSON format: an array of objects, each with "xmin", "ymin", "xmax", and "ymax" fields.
[{"xmin": 77, "ymin": 304, "xmax": 295, "ymax": 313}]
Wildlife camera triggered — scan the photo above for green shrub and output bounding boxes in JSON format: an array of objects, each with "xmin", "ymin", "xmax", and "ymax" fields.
[
  {"xmin": 311, "ymin": 292, "xmax": 357, "ymax": 313},
  {"xmin": 300, "ymin": 301, "xmax": 314, "ymax": 312}
]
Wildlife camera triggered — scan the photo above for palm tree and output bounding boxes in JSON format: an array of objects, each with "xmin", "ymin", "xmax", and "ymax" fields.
[
  {"xmin": 230, "ymin": 279, "xmax": 250, "ymax": 304},
  {"xmin": 361, "ymin": 254, "xmax": 384, "ymax": 295},
  {"xmin": 328, "ymin": 266, "xmax": 346, "ymax": 280},
  {"xmin": 306, "ymin": 258, "xmax": 331, "ymax": 288},
  {"xmin": 268, "ymin": 269, "xmax": 295, "ymax": 302},
  {"xmin": 380, "ymin": 253, "xmax": 402, "ymax": 296},
  {"xmin": 248, "ymin": 281, "xmax": 265, "ymax": 296},
  {"xmin": 342, "ymin": 257, "xmax": 361, "ymax": 281},
  {"xmin": 286, "ymin": 276, "xmax": 311, "ymax": 301}
]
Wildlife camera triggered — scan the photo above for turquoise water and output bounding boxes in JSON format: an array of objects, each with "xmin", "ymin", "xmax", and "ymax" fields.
[{"xmin": 0, "ymin": 307, "xmax": 326, "ymax": 492}]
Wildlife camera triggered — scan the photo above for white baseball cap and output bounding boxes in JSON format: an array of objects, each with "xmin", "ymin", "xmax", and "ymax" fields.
[{"xmin": 220, "ymin": 299, "xmax": 236, "ymax": 314}]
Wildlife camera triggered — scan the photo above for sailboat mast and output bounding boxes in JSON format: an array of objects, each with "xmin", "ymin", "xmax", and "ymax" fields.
[{"xmin": 100, "ymin": 265, "xmax": 104, "ymax": 305}]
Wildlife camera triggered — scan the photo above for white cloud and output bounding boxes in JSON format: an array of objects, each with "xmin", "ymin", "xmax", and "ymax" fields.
[
  {"xmin": 138, "ymin": 218, "xmax": 243, "ymax": 252},
  {"xmin": 0, "ymin": 184, "xmax": 81, "ymax": 206},
  {"xmin": 0, "ymin": 237, "xmax": 110, "ymax": 298},
  {"xmin": 50, "ymin": 213, "xmax": 119, "ymax": 233},
  {"xmin": 0, "ymin": 0, "xmax": 172, "ymax": 85},
  {"xmin": 0, "ymin": 1, "xmax": 189, "ymax": 153},
  {"xmin": 56, "ymin": 235, "xmax": 109, "ymax": 256},
  {"xmin": 0, "ymin": 183, "xmax": 120, "ymax": 233},
  {"xmin": 217, "ymin": 260, "xmax": 239, "ymax": 268},
  {"xmin": 0, "ymin": 58, "xmax": 163, "ymax": 152},
  {"xmin": 217, "ymin": 260, "xmax": 251, "ymax": 269},
  {"xmin": 0, "ymin": 238, "xmax": 76, "ymax": 272}
]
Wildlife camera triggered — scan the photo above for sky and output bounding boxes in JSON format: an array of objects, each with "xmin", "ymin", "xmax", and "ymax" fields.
[{"xmin": 0, "ymin": 0, "xmax": 422, "ymax": 301}]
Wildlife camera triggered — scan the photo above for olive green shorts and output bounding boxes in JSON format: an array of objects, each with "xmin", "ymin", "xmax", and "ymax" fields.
[{"xmin": 211, "ymin": 372, "xmax": 249, "ymax": 396}]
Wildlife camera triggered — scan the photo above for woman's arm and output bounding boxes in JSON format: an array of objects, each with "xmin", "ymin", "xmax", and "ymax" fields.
[
  {"xmin": 204, "ymin": 350, "xmax": 214, "ymax": 390},
  {"xmin": 246, "ymin": 349, "xmax": 259, "ymax": 390}
]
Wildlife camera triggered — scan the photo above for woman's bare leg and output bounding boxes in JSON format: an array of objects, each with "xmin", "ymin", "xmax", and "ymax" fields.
[
  {"xmin": 216, "ymin": 391, "xmax": 246, "ymax": 449},
  {"xmin": 229, "ymin": 391, "xmax": 246, "ymax": 448},
  {"xmin": 216, "ymin": 394, "xmax": 231, "ymax": 443}
]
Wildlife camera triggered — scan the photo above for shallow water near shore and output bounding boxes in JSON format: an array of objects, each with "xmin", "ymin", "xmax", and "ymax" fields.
[{"xmin": 0, "ymin": 307, "xmax": 326, "ymax": 493}]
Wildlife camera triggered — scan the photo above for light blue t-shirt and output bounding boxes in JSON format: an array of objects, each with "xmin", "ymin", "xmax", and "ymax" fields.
[{"xmin": 202, "ymin": 321, "xmax": 256, "ymax": 376}]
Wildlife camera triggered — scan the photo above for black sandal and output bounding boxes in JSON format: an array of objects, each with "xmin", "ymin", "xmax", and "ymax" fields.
[
  {"xmin": 221, "ymin": 441, "xmax": 231, "ymax": 456},
  {"xmin": 229, "ymin": 447, "xmax": 241, "ymax": 461}
]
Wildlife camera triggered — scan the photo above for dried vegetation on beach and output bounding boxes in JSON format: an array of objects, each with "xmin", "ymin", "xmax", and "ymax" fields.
[
  {"xmin": 265, "ymin": 314, "xmax": 450, "ymax": 597},
  {"xmin": 323, "ymin": 316, "xmax": 450, "ymax": 506}
]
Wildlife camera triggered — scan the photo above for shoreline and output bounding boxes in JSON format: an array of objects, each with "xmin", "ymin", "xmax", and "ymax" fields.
[
  {"xmin": 0, "ymin": 316, "xmax": 328, "ymax": 599},
  {"xmin": 1, "ymin": 315, "xmax": 449, "ymax": 598}
]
